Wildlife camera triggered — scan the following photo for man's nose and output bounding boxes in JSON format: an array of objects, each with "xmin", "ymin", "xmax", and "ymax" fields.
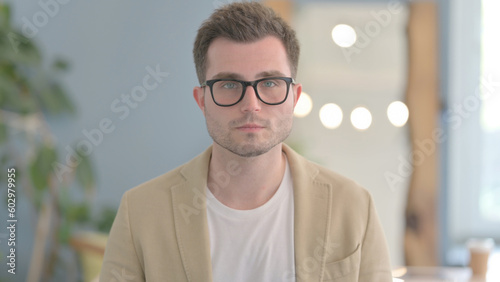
[{"xmin": 240, "ymin": 85, "xmax": 262, "ymax": 112}]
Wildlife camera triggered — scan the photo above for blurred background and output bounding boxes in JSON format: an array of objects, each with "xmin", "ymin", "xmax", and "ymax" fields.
[{"xmin": 0, "ymin": 0, "xmax": 499, "ymax": 281}]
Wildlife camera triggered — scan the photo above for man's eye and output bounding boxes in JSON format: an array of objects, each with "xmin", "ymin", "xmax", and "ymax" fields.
[
  {"xmin": 262, "ymin": 80, "xmax": 278, "ymax": 87},
  {"xmin": 221, "ymin": 82, "xmax": 239, "ymax": 89}
]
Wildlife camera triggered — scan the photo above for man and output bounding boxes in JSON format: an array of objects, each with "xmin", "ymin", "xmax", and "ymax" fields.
[{"xmin": 100, "ymin": 2, "xmax": 392, "ymax": 281}]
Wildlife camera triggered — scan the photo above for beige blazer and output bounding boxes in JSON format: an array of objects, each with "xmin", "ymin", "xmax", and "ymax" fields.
[{"xmin": 100, "ymin": 144, "xmax": 392, "ymax": 282}]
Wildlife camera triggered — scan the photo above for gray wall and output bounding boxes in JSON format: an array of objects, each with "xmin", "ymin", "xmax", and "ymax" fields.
[
  {"xmin": 6, "ymin": 1, "xmax": 214, "ymax": 280},
  {"xmin": 9, "ymin": 0, "xmax": 218, "ymax": 204}
]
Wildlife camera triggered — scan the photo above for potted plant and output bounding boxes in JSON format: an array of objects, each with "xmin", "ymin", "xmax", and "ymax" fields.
[{"xmin": 1, "ymin": 3, "xmax": 114, "ymax": 281}]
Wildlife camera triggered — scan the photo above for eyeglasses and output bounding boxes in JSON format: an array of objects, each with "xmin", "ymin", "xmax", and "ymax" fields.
[{"xmin": 201, "ymin": 77, "xmax": 295, "ymax": 107}]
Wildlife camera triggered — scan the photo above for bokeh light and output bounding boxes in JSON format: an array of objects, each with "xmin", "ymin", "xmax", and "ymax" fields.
[
  {"xmin": 331, "ymin": 24, "xmax": 357, "ymax": 48},
  {"xmin": 319, "ymin": 103, "xmax": 343, "ymax": 129},
  {"xmin": 351, "ymin": 107, "xmax": 372, "ymax": 130},
  {"xmin": 387, "ymin": 101, "xmax": 409, "ymax": 127}
]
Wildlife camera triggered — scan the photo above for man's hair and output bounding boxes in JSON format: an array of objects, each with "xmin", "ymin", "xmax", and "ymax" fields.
[{"xmin": 193, "ymin": 1, "xmax": 300, "ymax": 84}]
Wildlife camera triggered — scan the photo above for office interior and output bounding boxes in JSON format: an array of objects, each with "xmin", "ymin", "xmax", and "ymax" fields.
[{"xmin": 0, "ymin": 0, "xmax": 498, "ymax": 281}]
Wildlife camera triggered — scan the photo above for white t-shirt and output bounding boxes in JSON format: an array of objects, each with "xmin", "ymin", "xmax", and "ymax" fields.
[{"xmin": 206, "ymin": 159, "xmax": 295, "ymax": 282}]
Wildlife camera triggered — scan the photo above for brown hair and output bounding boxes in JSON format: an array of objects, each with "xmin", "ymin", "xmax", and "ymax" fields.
[{"xmin": 193, "ymin": 2, "xmax": 300, "ymax": 84}]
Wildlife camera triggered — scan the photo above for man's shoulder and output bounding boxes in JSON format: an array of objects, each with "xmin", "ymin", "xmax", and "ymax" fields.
[
  {"xmin": 285, "ymin": 146, "xmax": 372, "ymax": 203},
  {"xmin": 128, "ymin": 165, "xmax": 185, "ymax": 195},
  {"xmin": 312, "ymin": 161, "xmax": 371, "ymax": 199},
  {"xmin": 118, "ymin": 164, "xmax": 185, "ymax": 210}
]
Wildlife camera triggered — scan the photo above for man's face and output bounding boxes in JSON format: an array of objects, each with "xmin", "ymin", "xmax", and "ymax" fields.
[{"xmin": 193, "ymin": 35, "xmax": 302, "ymax": 157}]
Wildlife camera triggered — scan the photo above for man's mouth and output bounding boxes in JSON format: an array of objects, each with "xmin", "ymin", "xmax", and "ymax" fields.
[{"xmin": 236, "ymin": 123, "xmax": 265, "ymax": 132}]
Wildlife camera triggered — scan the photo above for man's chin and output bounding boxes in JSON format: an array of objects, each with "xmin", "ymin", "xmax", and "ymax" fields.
[
  {"xmin": 230, "ymin": 146, "xmax": 270, "ymax": 158},
  {"xmin": 218, "ymin": 142, "xmax": 275, "ymax": 158}
]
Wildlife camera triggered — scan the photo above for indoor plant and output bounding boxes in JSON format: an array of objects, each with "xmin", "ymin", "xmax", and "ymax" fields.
[{"xmin": 0, "ymin": 3, "xmax": 112, "ymax": 281}]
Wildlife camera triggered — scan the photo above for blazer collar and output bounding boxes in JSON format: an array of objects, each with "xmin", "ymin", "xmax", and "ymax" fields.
[
  {"xmin": 283, "ymin": 144, "xmax": 333, "ymax": 280},
  {"xmin": 172, "ymin": 144, "xmax": 332, "ymax": 281},
  {"xmin": 171, "ymin": 147, "xmax": 213, "ymax": 282}
]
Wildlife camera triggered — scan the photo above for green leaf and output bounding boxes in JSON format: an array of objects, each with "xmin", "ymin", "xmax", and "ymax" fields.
[
  {"xmin": 33, "ymin": 189, "xmax": 43, "ymax": 210},
  {"xmin": 29, "ymin": 144, "xmax": 58, "ymax": 191},
  {"xmin": 52, "ymin": 58, "xmax": 70, "ymax": 71},
  {"xmin": 0, "ymin": 153, "xmax": 8, "ymax": 166},
  {"xmin": 0, "ymin": 65, "xmax": 38, "ymax": 114},
  {"xmin": 0, "ymin": 3, "xmax": 11, "ymax": 28},
  {"xmin": 45, "ymin": 83, "xmax": 76, "ymax": 114},
  {"xmin": 31, "ymin": 69, "xmax": 75, "ymax": 115},
  {"xmin": 0, "ymin": 122, "xmax": 7, "ymax": 144},
  {"xmin": 76, "ymin": 154, "xmax": 95, "ymax": 193},
  {"xmin": 1, "ymin": 32, "xmax": 41, "ymax": 65},
  {"xmin": 38, "ymin": 85, "xmax": 59, "ymax": 113},
  {"xmin": 0, "ymin": 75, "xmax": 20, "ymax": 104},
  {"xmin": 3, "ymin": 32, "xmax": 29, "ymax": 58},
  {"xmin": 58, "ymin": 219, "xmax": 71, "ymax": 244},
  {"xmin": 57, "ymin": 184, "xmax": 70, "ymax": 214},
  {"xmin": 67, "ymin": 203, "xmax": 90, "ymax": 223}
]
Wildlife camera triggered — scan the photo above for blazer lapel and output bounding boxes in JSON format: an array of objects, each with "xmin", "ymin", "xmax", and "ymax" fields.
[
  {"xmin": 283, "ymin": 144, "xmax": 333, "ymax": 282},
  {"xmin": 170, "ymin": 144, "xmax": 333, "ymax": 281},
  {"xmin": 171, "ymin": 147, "xmax": 213, "ymax": 282}
]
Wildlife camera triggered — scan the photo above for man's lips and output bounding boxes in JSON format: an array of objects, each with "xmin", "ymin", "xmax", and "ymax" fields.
[{"xmin": 236, "ymin": 123, "xmax": 265, "ymax": 132}]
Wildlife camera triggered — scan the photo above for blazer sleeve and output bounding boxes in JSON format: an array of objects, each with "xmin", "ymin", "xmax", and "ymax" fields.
[
  {"xmin": 358, "ymin": 195, "xmax": 393, "ymax": 282},
  {"xmin": 100, "ymin": 191, "xmax": 145, "ymax": 282}
]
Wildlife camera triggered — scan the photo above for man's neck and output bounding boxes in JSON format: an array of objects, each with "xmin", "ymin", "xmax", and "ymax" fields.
[{"xmin": 207, "ymin": 143, "xmax": 286, "ymax": 210}]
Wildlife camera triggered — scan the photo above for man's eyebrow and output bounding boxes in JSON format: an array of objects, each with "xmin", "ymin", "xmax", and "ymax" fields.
[
  {"xmin": 255, "ymin": 70, "xmax": 288, "ymax": 78},
  {"xmin": 211, "ymin": 72, "xmax": 244, "ymax": 80},
  {"xmin": 210, "ymin": 70, "xmax": 289, "ymax": 81}
]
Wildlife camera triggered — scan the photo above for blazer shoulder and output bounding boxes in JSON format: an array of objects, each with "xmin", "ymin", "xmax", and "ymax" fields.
[
  {"xmin": 310, "ymin": 160, "xmax": 372, "ymax": 202},
  {"xmin": 122, "ymin": 146, "xmax": 212, "ymax": 205},
  {"xmin": 283, "ymin": 144, "xmax": 372, "ymax": 202},
  {"xmin": 128, "ymin": 165, "xmax": 185, "ymax": 195}
]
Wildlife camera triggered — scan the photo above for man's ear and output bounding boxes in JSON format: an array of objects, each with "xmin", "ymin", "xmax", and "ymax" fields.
[
  {"xmin": 292, "ymin": 83, "xmax": 302, "ymax": 108},
  {"xmin": 193, "ymin": 86, "xmax": 206, "ymax": 114}
]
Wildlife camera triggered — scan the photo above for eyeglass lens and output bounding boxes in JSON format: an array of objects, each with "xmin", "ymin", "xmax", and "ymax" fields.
[{"xmin": 212, "ymin": 78, "xmax": 288, "ymax": 105}]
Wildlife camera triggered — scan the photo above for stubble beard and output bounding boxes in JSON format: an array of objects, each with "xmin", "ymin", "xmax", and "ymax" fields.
[{"xmin": 205, "ymin": 112, "xmax": 293, "ymax": 158}]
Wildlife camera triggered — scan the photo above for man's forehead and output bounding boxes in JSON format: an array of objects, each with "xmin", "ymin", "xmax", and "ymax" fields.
[
  {"xmin": 204, "ymin": 36, "xmax": 291, "ymax": 80},
  {"xmin": 206, "ymin": 36, "xmax": 287, "ymax": 57}
]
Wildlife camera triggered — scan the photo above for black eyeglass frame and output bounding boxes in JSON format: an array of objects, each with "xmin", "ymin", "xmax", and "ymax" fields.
[{"xmin": 200, "ymin": 77, "xmax": 296, "ymax": 107}]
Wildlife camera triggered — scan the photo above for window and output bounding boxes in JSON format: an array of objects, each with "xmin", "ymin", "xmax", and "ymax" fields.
[
  {"xmin": 446, "ymin": 0, "xmax": 500, "ymax": 265},
  {"xmin": 479, "ymin": 0, "xmax": 500, "ymax": 224}
]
